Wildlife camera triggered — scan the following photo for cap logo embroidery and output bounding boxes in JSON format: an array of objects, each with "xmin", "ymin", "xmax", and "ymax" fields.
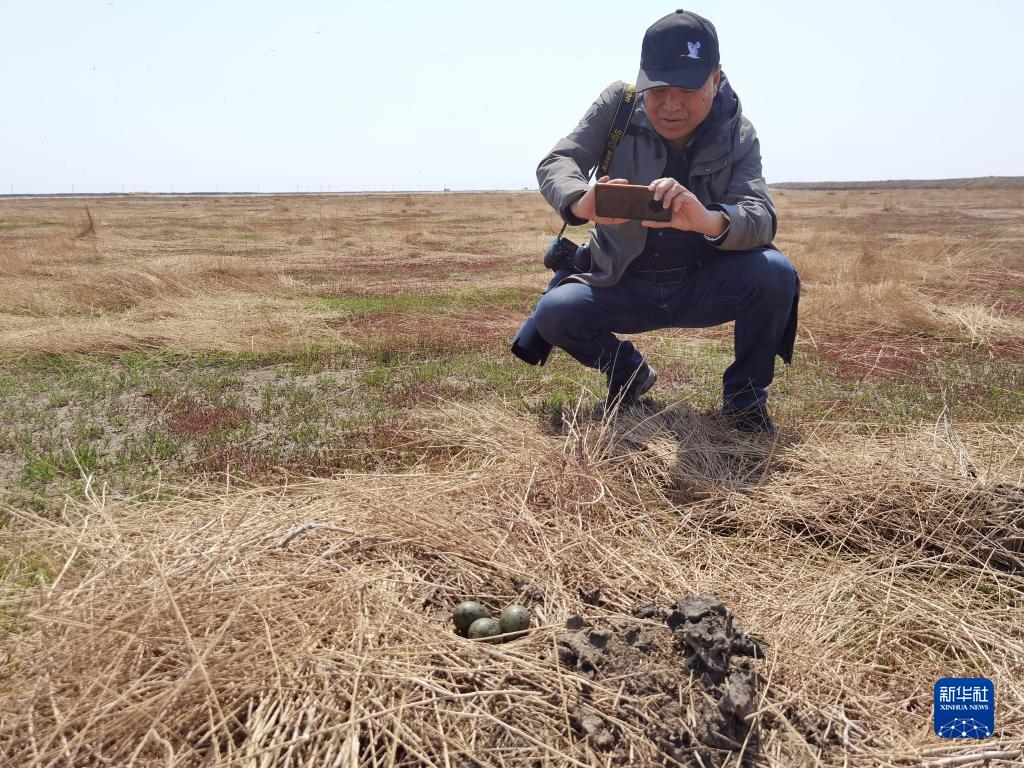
[{"xmin": 685, "ymin": 41, "xmax": 701, "ymax": 59}]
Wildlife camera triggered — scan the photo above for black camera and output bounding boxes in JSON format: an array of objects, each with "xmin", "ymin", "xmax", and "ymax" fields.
[{"xmin": 543, "ymin": 236, "xmax": 580, "ymax": 271}]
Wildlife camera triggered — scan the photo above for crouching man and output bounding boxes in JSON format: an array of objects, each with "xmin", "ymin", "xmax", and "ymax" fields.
[{"xmin": 530, "ymin": 10, "xmax": 798, "ymax": 435}]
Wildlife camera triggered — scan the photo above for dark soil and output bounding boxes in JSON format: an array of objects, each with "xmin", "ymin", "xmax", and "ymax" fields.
[{"xmin": 554, "ymin": 594, "xmax": 765, "ymax": 767}]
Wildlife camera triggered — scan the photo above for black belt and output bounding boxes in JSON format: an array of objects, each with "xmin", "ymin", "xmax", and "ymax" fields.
[{"xmin": 628, "ymin": 262, "xmax": 703, "ymax": 283}]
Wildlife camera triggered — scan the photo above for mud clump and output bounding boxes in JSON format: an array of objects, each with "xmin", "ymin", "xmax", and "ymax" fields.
[{"xmin": 555, "ymin": 594, "xmax": 764, "ymax": 767}]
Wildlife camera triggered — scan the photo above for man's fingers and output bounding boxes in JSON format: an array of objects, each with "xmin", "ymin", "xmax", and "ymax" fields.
[
  {"xmin": 662, "ymin": 186, "xmax": 685, "ymax": 208},
  {"xmin": 649, "ymin": 178, "xmax": 676, "ymax": 201},
  {"xmin": 641, "ymin": 219, "xmax": 671, "ymax": 228},
  {"xmin": 670, "ymin": 186, "xmax": 699, "ymax": 211}
]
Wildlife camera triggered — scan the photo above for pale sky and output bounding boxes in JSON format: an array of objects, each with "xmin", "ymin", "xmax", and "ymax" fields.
[{"xmin": 2, "ymin": 0, "xmax": 1021, "ymax": 193}]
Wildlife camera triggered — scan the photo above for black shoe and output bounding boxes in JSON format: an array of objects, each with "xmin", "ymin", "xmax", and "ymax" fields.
[
  {"xmin": 723, "ymin": 402, "xmax": 777, "ymax": 437},
  {"xmin": 604, "ymin": 362, "xmax": 658, "ymax": 413}
]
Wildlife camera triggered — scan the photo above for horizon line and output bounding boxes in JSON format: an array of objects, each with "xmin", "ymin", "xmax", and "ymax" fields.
[{"xmin": 2, "ymin": 175, "xmax": 1022, "ymax": 199}]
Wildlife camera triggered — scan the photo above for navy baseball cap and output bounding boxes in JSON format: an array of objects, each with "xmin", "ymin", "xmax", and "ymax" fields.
[{"xmin": 636, "ymin": 9, "xmax": 720, "ymax": 91}]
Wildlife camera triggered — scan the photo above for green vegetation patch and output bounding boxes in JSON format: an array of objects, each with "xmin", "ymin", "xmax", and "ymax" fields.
[
  {"xmin": 0, "ymin": 552, "xmax": 57, "ymax": 589},
  {"xmin": 0, "ymin": 341, "xmax": 605, "ymax": 516},
  {"xmin": 0, "ymin": 319, "xmax": 1020, "ymax": 518},
  {"xmin": 0, "ymin": 222, "xmax": 61, "ymax": 231}
]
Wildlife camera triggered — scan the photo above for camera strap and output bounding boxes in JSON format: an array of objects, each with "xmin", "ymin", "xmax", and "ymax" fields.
[
  {"xmin": 557, "ymin": 83, "xmax": 637, "ymax": 238},
  {"xmin": 598, "ymin": 83, "xmax": 637, "ymax": 176}
]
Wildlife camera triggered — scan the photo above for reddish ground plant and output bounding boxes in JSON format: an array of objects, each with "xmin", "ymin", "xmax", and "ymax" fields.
[
  {"xmin": 170, "ymin": 404, "xmax": 250, "ymax": 437},
  {"xmin": 341, "ymin": 308, "xmax": 523, "ymax": 351},
  {"xmin": 990, "ymin": 339, "xmax": 1024, "ymax": 359},
  {"xmin": 814, "ymin": 339, "xmax": 933, "ymax": 380},
  {"xmin": 994, "ymin": 298, "xmax": 1024, "ymax": 316},
  {"xmin": 191, "ymin": 444, "xmax": 274, "ymax": 476}
]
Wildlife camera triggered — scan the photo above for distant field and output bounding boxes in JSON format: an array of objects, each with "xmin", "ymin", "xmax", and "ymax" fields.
[
  {"xmin": 1, "ymin": 189, "xmax": 1022, "ymax": 766},
  {"xmin": 772, "ymin": 176, "xmax": 1024, "ymax": 190}
]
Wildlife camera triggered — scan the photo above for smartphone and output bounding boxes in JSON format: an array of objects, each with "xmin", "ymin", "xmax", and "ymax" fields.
[{"xmin": 594, "ymin": 183, "xmax": 672, "ymax": 222}]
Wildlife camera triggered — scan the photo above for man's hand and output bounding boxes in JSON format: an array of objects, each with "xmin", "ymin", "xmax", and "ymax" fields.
[
  {"xmin": 641, "ymin": 177, "xmax": 728, "ymax": 237},
  {"xmin": 570, "ymin": 175, "xmax": 631, "ymax": 225}
]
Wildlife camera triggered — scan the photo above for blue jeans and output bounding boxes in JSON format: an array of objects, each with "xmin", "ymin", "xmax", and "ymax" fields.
[{"xmin": 532, "ymin": 249, "xmax": 798, "ymax": 411}]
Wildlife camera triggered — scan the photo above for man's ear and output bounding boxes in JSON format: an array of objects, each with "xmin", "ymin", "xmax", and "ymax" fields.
[{"xmin": 712, "ymin": 66, "xmax": 722, "ymax": 89}]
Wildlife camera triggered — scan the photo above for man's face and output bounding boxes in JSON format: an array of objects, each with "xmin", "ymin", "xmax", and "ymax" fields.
[{"xmin": 643, "ymin": 68, "xmax": 721, "ymax": 146}]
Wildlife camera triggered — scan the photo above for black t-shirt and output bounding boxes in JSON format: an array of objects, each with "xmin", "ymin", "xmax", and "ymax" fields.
[{"xmin": 627, "ymin": 142, "xmax": 721, "ymax": 273}]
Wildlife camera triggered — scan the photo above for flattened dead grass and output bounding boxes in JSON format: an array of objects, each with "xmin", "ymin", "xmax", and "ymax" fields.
[
  {"xmin": 1, "ymin": 403, "xmax": 1021, "ymax": 766},
  {"xmin": 0, "ymin": 293, "xmax": 345, "ymax": 355}
]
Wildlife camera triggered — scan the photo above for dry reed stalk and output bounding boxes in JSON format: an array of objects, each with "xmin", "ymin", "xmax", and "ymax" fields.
[{"xmin": 74, "ymin": 207, "xmax": 96, "ymax": 239}]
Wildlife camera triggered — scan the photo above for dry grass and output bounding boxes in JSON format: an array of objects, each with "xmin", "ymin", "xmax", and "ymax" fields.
[
  {"xmin": 0, "ymin": 194, "xmax": 552, "ymax": 355},
  {"xmin": 1, "ymin": 189, "xmax": 1023, "ymax": 766},
  {"xmin": 777, "ymin": 188, "xmax": 1024, "ymax": 351},
  {"xmin": 1, "ymin": 402, "xmax": 1022, "ymax": 766},
  {"xmin": 2, "ymin": 189, "xmax": 1023, "ymax": 357}
]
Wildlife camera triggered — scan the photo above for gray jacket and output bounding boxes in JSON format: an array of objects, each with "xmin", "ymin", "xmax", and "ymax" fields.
[{"xmin": 536, "ymin": 74, "xmax": 777, "ymax": 288}]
